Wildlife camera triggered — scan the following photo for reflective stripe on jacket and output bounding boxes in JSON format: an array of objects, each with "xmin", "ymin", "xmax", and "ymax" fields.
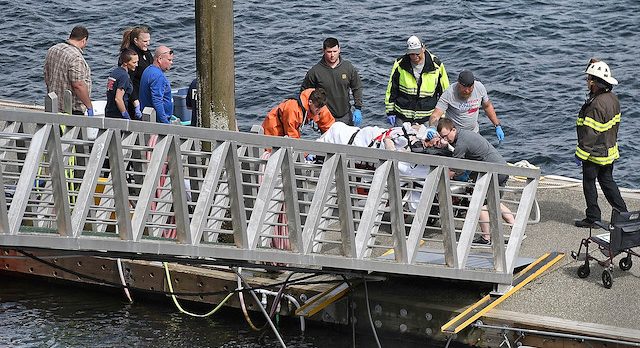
[
  {"xmin": 575, "ymin": 91, "xmax": 621, "ymax": 165},
  {"xmin": 385, "ymin": 52, "xmax": 449, "ymax": 121}
]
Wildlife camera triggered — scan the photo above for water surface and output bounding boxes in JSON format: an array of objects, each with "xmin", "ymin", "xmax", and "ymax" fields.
[{"xmin": 1, "ymin": 0, "xmax": 639, "ymax": 187}]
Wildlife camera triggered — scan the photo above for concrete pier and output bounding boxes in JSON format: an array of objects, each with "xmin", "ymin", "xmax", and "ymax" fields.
[{"xmin": 479, "ymin": 177, "xmax": 640, "ymax": 346}]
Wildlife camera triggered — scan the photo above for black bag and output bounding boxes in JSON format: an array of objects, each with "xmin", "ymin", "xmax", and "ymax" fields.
[{"xmin": 610, "ymin": 210, "xmax": 640, "ymax": 253}]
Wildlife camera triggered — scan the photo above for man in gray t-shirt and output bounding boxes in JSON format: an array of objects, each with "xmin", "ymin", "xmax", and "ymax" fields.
[{"xmin": 427, "ymin": 70, "xmax": 505, "ymax": 142}]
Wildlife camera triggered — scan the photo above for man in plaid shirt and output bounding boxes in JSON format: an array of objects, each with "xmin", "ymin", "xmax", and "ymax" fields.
[{"xmin": 44, "ymin": 25, "xmax": 94, "ymax": 115}]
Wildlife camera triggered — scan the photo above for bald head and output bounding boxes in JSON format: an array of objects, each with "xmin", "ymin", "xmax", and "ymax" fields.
[
  {"xmin": 154, "ymin": 45, "xmax": 172, "ymax": 59},
  {"xmin": 153, "ymin": 45, "xmax": 174, "ymax": 72}
]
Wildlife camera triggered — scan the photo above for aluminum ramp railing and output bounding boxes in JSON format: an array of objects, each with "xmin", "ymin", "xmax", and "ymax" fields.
[{"xmin": 0, "ymin": 106, "xmax": 540, "ymax": 287}]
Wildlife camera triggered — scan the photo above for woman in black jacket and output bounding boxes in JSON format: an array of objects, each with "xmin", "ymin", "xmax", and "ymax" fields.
[{"xmin": 120, "ymin": 26, "xmax": 154, "ymax": 115}]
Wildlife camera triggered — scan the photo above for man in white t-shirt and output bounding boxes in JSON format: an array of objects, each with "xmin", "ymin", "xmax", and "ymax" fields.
[{"xmin": 426, "ymin": 70, "xmax": 505, "ymax": 142}]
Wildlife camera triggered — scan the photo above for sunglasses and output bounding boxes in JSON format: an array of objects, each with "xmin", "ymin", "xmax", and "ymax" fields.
[{"xmin": 161, "ymin": 50, "xmax": 174, "ymax": 56}]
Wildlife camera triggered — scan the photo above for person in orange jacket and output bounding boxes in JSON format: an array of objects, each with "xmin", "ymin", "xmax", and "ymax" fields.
[{"xmin": 262, "ymin": 88, "xmax": 334, "ymax": 138}]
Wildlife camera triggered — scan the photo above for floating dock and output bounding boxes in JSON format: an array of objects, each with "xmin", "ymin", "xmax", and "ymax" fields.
[
  {"xmin": 3, "ymin": 176, "xmax": 639, "ymax": 347},
  {"xmin": 0, "ymin": 102, "xmax": 639, "ymax": 346}
]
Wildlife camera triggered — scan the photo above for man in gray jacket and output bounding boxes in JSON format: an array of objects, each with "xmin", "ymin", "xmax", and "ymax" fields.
[
  {"xmin": 301, "ymin": 37, "xmax": 363, "ymax": 126},
  {"xmin": 436, "ymin": 118, "xmax": 514, "ymax": 245}
]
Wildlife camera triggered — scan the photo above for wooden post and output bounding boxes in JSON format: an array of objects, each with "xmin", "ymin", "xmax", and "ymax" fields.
[{"xmin": 195, "ymin": 0, "xmax": 236, "ymax": 132}]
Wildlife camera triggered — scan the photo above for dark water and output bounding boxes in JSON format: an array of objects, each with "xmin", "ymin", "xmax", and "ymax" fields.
[
  {"xmin": 1, "ymin": 0, "xmax": 639, "ymax": 189},
  {"xmin": 0, "ymin": 275, "xmax": 372, "ymax": 347}
]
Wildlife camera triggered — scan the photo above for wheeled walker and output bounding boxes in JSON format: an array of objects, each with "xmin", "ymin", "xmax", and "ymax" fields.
[{"xmin": 571, "ymin": 210, "xmax": 640, "ymax": 289}]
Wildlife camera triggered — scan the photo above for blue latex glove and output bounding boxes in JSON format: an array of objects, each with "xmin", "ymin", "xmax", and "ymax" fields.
[
  {"xmin": 121, "ymin": 111, "xmax": 131, "ymax": 119},
  {"xmin": 86, "ymin": 108, "xmax": 94, "ymax": 116},
  {"xmin": 352, "ymin": 109, "xmax": 362, "ymax": 127},
  {"xmin": 574, "ymin": 156, "xmax": 582, "ymax": 167},
  {"xmin": 495, "ymin": 125, "xmax": 505, "ymax": 142},
  {"xmin": 134, "ymin": 105, "xmax": 142, "ymax": 120},
  {"xmin": 305, "ymin": 154, "xmax": 316, "ymax": 162},
  {"xmin": 387, "ymin": 115, "xmax": 396, "ymax": 126},
  {"xmin": 425, "ymin": 127, "xmax": 438, "ymax": 140},
  {"xmin": 454, "ymin": 170, "xmax": 470, "ymax": 182}
]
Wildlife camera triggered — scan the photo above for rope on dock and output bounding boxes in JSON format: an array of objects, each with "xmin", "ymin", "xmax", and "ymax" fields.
[
  {"xmin": 508, "ymin": 160, "xmax": 640, "ymax": 193},
  {"xmin": 507, "ymin": 160, "xmax": 581, "ymax": 189},
  {"xmin": 0, "ymin": 100, "xmax": 45, "ymax": 111}
]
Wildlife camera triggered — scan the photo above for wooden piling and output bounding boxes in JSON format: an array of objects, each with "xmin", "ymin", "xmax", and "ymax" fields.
[{"xmin": 195, "ymin": 0, "xmax": 236, "ymax": 132}]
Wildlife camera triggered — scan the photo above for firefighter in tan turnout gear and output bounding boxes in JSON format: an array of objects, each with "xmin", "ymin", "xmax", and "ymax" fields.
[{"xmin": 574, "ymin": 59, "xmax": 627, "ymax": 227}]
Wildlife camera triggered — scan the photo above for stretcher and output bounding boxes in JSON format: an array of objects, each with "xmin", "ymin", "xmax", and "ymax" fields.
[{"xmin": 571, "ymin": 210, "xmax": 640, "ymax": 288}]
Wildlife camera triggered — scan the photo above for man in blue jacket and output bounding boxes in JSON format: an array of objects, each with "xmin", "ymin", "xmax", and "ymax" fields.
[{"xmin": 139, "ymin": 46, "xmax": 174, "ymax": 123}]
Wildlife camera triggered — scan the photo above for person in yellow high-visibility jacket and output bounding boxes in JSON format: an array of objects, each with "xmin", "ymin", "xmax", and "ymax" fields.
[
  {"xmin": 384, "ymin": 35, "xmax": 449, "ymax": 126},
  {"xmin": 574, "ymin": 58, "xmax": 627, "ymax": 227}
]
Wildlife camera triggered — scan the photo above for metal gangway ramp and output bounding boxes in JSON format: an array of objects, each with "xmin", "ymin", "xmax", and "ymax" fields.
[{"xmin": 0, "ymin": 104, "xmax": 539, "ymax": 288}]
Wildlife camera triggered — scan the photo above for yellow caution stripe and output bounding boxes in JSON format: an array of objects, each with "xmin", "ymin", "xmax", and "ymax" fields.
[
  {"xmin": 382, "ymin": 239, "xmax": 425, "ymax": 257},
  {"xmin": 441, "ymin": 252, "xmax": 564, "ymax": 334},
  {"xmin": 295, "ymin": 282, "xmax": 351, "ymax": 317}
]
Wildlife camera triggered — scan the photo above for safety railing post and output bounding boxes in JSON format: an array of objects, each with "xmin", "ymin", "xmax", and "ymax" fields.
[
  {"xmin": 0, "ymin": 170, "xmax": 8, "ymax": 234},
  {"xmin": 46, "ymin": 124, "xmax": 73, "ymax": 237},
  {"xmin": 487, "ymin": 173, "xmax": 507, "ymax": 272},
  {"xmin": 45, "ymin": 92, "xmax": 58, "ymax": 113},
  {"xmin": 63, "ymin": 90, "xmax": 72, "ymax": 115},
  {"xmin": 388, "ymin": 160, "xmax": 408, "ymax": 263},
  {"xmin": 166, "ymin": 136, "xmax": 192, "ymax": 244},
  {"xmin": 224, "ymin": 142, "xmax": 248, "ymax": 248},
  {"xmin": 108, "ymin": 129, "xmax": 134, "ymax": 240},
  {"xmin": 279, "ymin": 148, "xmax": 303, "ymax": 253},
  {"xmin": 334, "ymin": 154, "xmax": 356, "ymax": 257},
  {"xmin": 506, "ymin": 177, "xmax": 539, "ymax": 271}
]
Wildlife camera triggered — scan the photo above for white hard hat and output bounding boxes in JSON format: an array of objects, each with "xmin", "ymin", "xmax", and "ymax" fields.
[{"xmin": 585, "ymin": 60, "xmax": 618, "ymax": 85}]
